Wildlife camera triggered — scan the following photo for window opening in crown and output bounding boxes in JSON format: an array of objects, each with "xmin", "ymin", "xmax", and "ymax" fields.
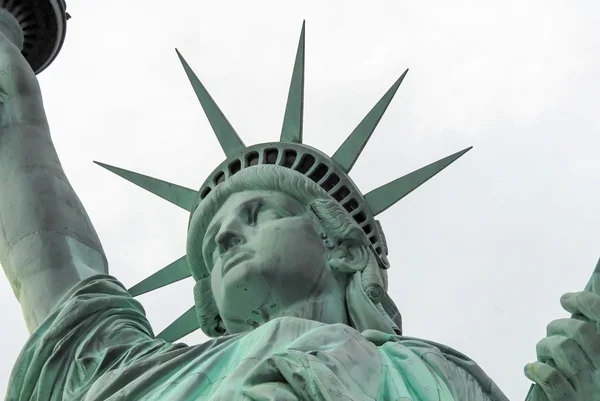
[
  {"xmin": 282, "ymin": 149, "xmax": 297, "ymax": 167},
  {"xmin": 309, "ymin": 163, "xmax": 328, "ymax": 183},
  {"xmin": 200, "ymin": 187, "xmax": 212, "ymax": 199},
  {"xmin": 265, "ymin": 148, "xmax": 278, "ymax": 164},
  {"xmin": 295, "ymin": 154, "xmax": 315, "ymax": 174},
  {"xmin": 214, "ymin": 171, "xmax": 225, "ymax": 185},
  {"xmin": 354, "ymin": 211, "xmax": 366, "ymax": 224},
  {"xmin": 343, "ymin": 198, "xmax": 359, "ymax": 213},
  {"xmin": 246, "ymin": 151, "xmax": 259, "ymax": 166},
  {"xmin": 332, "ymin": 186, "xmax": 350, "ymax": 202},
  {"xmin": 363, "ymin": 224, "xmax": 372, "ymax": 234},
  {"xmin": 369, "ymin": 235, "xmax": 377, "ymax": 244},
  {"xmin": 321, "ymin": 173, "xmax": 340, "ymax": 191},
  {"xmin": 229, "ymin": 159, "xmax": 242, "ymax": 176}
]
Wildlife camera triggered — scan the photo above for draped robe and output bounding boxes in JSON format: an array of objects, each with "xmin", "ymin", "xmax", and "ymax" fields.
[{"xmin": 5, "ymin": 276, "xmax": 509, "ymax": 401}]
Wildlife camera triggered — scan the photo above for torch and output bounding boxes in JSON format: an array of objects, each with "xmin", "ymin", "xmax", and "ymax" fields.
[{"xmin": 0, "ymin": 0, "xmax": 69, "ymax": 74}]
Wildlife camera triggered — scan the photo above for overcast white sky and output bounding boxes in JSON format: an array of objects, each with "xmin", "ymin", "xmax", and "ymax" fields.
[{"xmin": 1, "ymin": 0, "xmax": 599, "ymax": 399}]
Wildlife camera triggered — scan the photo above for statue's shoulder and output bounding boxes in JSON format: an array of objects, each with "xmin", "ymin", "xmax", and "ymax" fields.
[{"xmin": 362, "ymin": 330, "xmax": 510, "ymax": 401}]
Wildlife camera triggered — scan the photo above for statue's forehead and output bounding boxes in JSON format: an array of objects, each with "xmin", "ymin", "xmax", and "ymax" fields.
[{"xmin": 212, "ymin": 189, "xmax": 304, "ymax": 220}]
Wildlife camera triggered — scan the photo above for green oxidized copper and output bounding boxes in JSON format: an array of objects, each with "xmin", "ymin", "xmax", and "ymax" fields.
[
  {"xmin": 4, "ymin": 20, "xmax": 600, "ymax": 401},
  {"xmin": 95, "ymin": 22, "xmax": 471, "ymax": 342}
]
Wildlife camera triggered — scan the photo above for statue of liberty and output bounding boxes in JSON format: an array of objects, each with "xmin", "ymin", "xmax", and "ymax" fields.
[{"xmin": 0, "ymin": 16, "xmax": 599, "ymax": 400}]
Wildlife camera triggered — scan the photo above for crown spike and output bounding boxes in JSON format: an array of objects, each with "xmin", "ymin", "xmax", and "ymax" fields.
[
  {"xmin": 280, "ymin": 21, "xmax": 305, "ymax": 144},
  {"xmin": 157, "ymin": 306, "xmax": 199, "ymax": 342},
  {"xmin": 365, "ymin": 146, "xmax": 472, "ymax": 216},
  {"xmin": 128, "ymin": 256, "xmax": 190, "ymax": 297},
  {"xmin": 332, "ymin": 69, "xmax": 408, "ymax": 173},
  {"xmin": 94, "ymin": 161, "xmax": 198, "ymax": 211},
  {"xmin": 175, "ymin": 49, "xmax": 245, "ymax": 157}
]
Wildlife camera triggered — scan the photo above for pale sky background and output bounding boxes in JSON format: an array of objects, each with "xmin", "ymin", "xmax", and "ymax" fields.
[{"xmin": 1, "ymin": 0, "xmax": 599, "ymax": 399}]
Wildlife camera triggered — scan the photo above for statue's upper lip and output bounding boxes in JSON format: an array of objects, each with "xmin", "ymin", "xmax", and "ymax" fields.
[{"xmin": 222, "ymin": 251, "xmax": 253, "ymax": 274}]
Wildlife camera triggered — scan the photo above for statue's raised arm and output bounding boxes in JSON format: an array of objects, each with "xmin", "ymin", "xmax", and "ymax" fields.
[{"xmin": 0, "ymin": 32, "xmax": 107, "ymax": 332}]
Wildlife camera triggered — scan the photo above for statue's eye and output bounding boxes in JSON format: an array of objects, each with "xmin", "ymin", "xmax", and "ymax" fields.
[{"xmin": 247, "ymin": 201, "xmax": 262, "ymax": 225}]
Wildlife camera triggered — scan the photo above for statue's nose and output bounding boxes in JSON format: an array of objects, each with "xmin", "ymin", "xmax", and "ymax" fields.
[{"xmin": 216, "ymin": 231, "xmax": 244, "ymax": 253}]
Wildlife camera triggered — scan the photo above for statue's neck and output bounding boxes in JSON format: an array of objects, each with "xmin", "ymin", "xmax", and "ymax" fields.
[
  {"xmin": 223, "ymin": 264, "xmax": 351, "ymax": 333},
  {"xmin": 263, "ymin": 268, "xmax": 350, "ymax": 327},
  {"xmin": 277, "ymin": 295, "xmax": 350, "ymax": 326},
  {"xmin": 223, "ymin": 291, "xmax": 350, "ymax": 334}
]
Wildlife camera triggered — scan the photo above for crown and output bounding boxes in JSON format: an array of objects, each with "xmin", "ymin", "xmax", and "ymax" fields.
[{"xmin": 95, "ymin": 22, "xmax": 471, "ymax": 342}]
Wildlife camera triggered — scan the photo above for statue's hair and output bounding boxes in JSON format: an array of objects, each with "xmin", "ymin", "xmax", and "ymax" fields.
[
  {"xmin": 309, "ymin": 198, "xmax": 387, "ymax": 302},
  {"xmin": 309, "ymin": 198, "xmax": 366, "ymax": 246},
  {"xmin": 187, "ymin": 165, "xmax": 401, "ymax": 337}
]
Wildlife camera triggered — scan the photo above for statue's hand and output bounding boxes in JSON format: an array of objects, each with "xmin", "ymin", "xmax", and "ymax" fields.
[
  {"xmin": 525, "ymin": 291, "xmax": 600, "ymax": 400},
  {"xmin": 0, "ymin": 29, "xmax": 41, "ymax": 126}
]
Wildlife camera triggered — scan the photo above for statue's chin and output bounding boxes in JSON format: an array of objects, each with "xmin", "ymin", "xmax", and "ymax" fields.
[{"xmin": 217, "ymin": 268, "xmax": 275, "ymax": 324}]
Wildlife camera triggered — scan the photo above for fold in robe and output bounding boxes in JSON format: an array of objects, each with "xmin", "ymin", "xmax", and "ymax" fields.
[{"xmin": 5, "ymin": 276, "xmax": 509, "ymax": 401}]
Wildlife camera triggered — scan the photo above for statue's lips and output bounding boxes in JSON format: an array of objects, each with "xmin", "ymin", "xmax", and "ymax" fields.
[{"xmin": 223, "ymin": 252, "xmax": 253, "ymax": 274}]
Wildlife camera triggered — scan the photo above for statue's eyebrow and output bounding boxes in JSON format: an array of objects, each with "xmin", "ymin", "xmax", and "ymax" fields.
[{"xmin": 202, "ymin": 196, "xmax": 266, "ymax": 254}]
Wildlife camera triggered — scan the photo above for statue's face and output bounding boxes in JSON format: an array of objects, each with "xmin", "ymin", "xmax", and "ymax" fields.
[{"xmin": 202, "ymin": 190, "xmax": 346, "ymax": 332}]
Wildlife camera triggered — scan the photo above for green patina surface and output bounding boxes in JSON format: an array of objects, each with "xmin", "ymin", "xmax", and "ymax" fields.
[{"xmin": 0, "ymin": 21, "xmax": 598, "ymax": 401}]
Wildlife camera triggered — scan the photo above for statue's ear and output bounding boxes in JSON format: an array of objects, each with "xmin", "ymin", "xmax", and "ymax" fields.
[
  {"xmin": 326, "ymin": 238, "xmax": 370, "ymax": 273},
  {"xmin": 309, "ymin": 198, "xmax": 370, "ymax": 273}
]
